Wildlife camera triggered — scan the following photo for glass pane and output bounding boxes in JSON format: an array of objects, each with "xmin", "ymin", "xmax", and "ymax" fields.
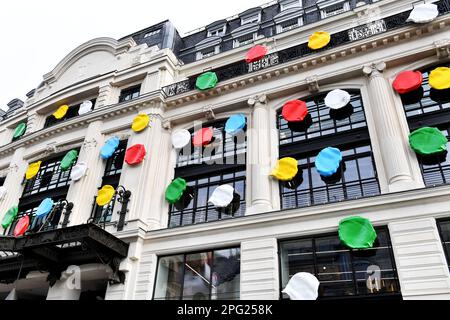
[
  {"xmin": 182, "ymin": 252, "xmax": 213, "ymax": 300},
  {"xmin": 154, "ymin": 255, "xmax": 184, "ymax": 300},
  {"xmin": 211, "ymin": 248, "xmax": 241, "ymax": 300}
]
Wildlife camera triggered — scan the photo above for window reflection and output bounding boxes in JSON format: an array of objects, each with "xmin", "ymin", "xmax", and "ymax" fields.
[{"xmin": 154, "ymin": 248, "xmax": 240, "ymax": 300}]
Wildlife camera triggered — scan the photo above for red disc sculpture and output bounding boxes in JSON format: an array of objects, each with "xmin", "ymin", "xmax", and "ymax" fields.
[
  {"xmin": 282, "ymin": 100, "xmax": 309, "ymax": 122},
  {"xmin": 14, "ymin": 215, "xmax": 30, "ymax": 237},
  {"xmin": 245, "ymin": 45, "xmax": 268, "ymax": 63},
  {"xmin": 393, "ymin": 71, "xmax": 423, "ymax": 94},
  {"xmin": 193, "ymin": 128, "xmax": 214, "ymax": 147},
  {"xmin": 125, "ymin": 144, "xmax": 147, "ymax": 165}
]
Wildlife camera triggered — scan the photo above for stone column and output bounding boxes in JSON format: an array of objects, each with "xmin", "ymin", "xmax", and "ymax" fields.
[
  {"xmin": 247, "ymin": 95, "xmax": 273, "ymax": 215},
  {"xmin": 363, "ymin": 62, "xmax": 422, "ymax": 193},
  {"xmin": 0, "ymin": 147, "xmax": 27, "ymax": 234},
  {"xmin": 65, "ymin": 120, "xmax": 106, "ymax": 226},
  {"xmin": 389, "ymin": 218, "xmax": 450, "ymax": 299},
  {"xmin": 118, "ymin": 103, "xmax": 172, "ymax": 230},
  {"xmin": 240, "ymin": 238, "xmax": 279, "ymax": 300}
]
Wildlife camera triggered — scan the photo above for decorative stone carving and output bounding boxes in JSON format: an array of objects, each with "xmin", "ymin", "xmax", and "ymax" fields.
[
  {"xmin": 82, "ymin": 138, "xmax": 98, "ymax": 150},
  {"xmin": 203, "ymin": 106, "xmax": 216, "ymax": 120},
  {"xmin": 434, "ymin": 39, "xmax": 450, "ymax": 59},
  {"xmin": 306, "ymin": 76, "xmax": 320, "ymax": 93},
  {"xmin": 8, "ymin": 164, "xmax": 19, "ymax": 173},
  {"xmin": 45, "ymin": 143, "xmax": 58, "ymax": 156},
  {"xmin": 362, "ymin": 61, "xmax": 387, "ymax": 78},
  {"xmin": 247, "ymin": 94, "xmax": 268, "ymax": 107}
]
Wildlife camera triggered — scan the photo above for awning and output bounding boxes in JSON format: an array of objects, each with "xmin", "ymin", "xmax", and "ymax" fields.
[{"xmin": 0, "ymin": 224, "xmax": 129, "ymax": 285}]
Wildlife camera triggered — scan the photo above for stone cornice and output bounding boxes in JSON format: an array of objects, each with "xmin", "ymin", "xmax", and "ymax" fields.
[
  {"xmin": 0, "ymin": 92, "xmax": 165, "ymax": 157},
  {"xmin": 165, "ymin": 15, "xmax": 450, "ymax": 108}
]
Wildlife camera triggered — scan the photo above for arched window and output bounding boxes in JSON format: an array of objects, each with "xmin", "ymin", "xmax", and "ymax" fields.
[
  {"xmin": 169, "ymin": 118, "xmax": 247, "ymax": 228},
  {"xmin": 401, "ymin": 63, "xmax": 450, "ymax": 187},
  {"xmin": 277, "ymin": 90, "xmax": 380, "ymax": 210}
]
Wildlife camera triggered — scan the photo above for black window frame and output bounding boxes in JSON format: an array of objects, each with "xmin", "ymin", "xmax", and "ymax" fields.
[
  {"xmin": 169, "ymin": 118, "xmax": 247, "ymax": 228},
  {"xmin": 278, "ymin": 226, "xmax": 402, "ymax": 300},
  {"xmin": 43, "ymin": 98, "xmax": 97, "ymax": 129},
  {"xmin": 152, "ymin": 246, "xmax": 241, "ymax": 300},
  {"xmin": 436, "ymin": 218, "xmax": 450, "ymax": 271},
  {"xmin": 90, "ymin": 140, "xmax": 128, "ymax": 224},
  {"xmin": 118, "ymin": 85, "xmax": 141, "ymax": 103},
  {"xmin": 277, "ymin": 90, "xmax": 381, "ymax": 210},
  {"xmin": 401, "ymin": 62, "xmax": 450, "ymax": 188}
]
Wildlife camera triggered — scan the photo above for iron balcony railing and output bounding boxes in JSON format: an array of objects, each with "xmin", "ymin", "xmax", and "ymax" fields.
[{"xmin": 162, "ymin": 0, "xmax": 450, "ymax": 98}]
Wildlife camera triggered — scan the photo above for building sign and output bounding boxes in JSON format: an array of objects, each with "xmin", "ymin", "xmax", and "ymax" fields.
[
  {"xmin": 348, "ymin": 20, "xmax": 387, "ymax": 42},
  {"xmin": 248, "ymin": 53, "xmax": 280, "ymax": 73}
]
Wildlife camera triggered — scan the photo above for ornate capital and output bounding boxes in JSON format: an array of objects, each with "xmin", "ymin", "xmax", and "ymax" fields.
[
  {"xmin": 434, "ymin": 39, "xmax": 450, "ymax": 59},
  {"xmin": 162, "ymin": 120, "xmax": 172, "ymax": 130},
  {"xmin": 8, "ymin": 164, "xmax": 19, "ymax": 173},
  {"xmin": 203, "ymin": 106, "xmax": 215, "ymax": 120},
  {"xmin": 247, "ymin": 94, "xmax": 268, "ymax": 107},
  {"xmin": 44, "ymin": 143, "xmax": 58, "ymax": 156},
  {"xmin": 363, "ymin": 62, "xmax": 386, "ymax": 77},
  {"xmin": 306, "ymin": 76, "xmax": 320, "ymax": 93},
  {"xmin": 83, "ymin": 138, "xmax": 98, "ymax": 150}
]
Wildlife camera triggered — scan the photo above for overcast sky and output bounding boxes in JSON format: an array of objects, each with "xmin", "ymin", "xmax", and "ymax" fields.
[{"xmin": 0, "ymin": 0, "xmax": 267, "ymax": 110}]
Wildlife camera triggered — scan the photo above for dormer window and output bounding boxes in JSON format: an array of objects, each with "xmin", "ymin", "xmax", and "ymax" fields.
[
  {"xmin": 317, "ymin": 0, "xmax": 351, "ymax": 19},
  {"xmin": 207, "ymin": 27, "xmax": 226, "ymax": 37},
  {"xmin": 277, "ymin": 17, "xmax": 303, "ymax": 33},
  {"xmin": 241, "ymin": 14, "xmax": 261, "ymax": 25},
  {"xmin": 196, "ymin": 46, "xmax": 220, "ymax": 61},
  {"xmin": 144, "ymin": 29, "xmax": 161, "ymax": 38},
  {"xmin": 233, "ymin": 33, "xmax": 257, "ymax": 48},
  {"xmin": 280, "ymin": 0, "xmax": 302, "ymax": 11}
]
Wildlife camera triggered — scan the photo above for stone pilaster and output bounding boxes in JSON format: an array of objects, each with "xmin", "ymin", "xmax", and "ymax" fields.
[
  {"xmin": 65, "ymin": 120, "xmax": 106, "ymax": 226},
  {"xmin": 247, "ymin": 95, "xmax": 273, "ymax": 215},
  {"xmin": 363, "ymin": 62, "xmax": 422, "ymax": 193},
  {"xmin": 25, "ymin": 111, "xmax": 45, "ymax": 134},
  {"xmin": 94, "ymin": 84, "xmax": 114, "ymax": 109},
  {"xmin": 0, "ymin": 147, "xmax": 27, "ymax": 234},
  {"xmin": 118, "ymin": 103, "xmax": 172, "ymax": 230}
]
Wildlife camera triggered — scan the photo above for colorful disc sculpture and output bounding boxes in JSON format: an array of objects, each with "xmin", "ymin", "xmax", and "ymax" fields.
[
  {"xmin": 1, "ymin": 206, "xmax": 18, "ymax": 229},
  {"xmin": 70, "ymin": 162, "xmax": 88, "ymax": 181},
  {"xmin": 125, "ymin": 144, "xmax": 146, "ymax": 165},
  {"xmin": 308, "ymin": 31, "xmax": 330, "ymax": 50},
  {"xmin": 26, "ymin": 161, "xmax": 42, "ymax": 180},
  {"xmin": 60, "ymin": 150, "xmax": 78, "ymax": 171},
  {"xmin": 393, "ymin": 71, "xmax": 423, "ymax": 94},
  {"xmin": 14, "ymin": 216, "xmax": 30, "ymax": 237},
  {"xmin": 315, "ymin": 147, "xmax": 342, "ymax": 177},
  {"xmin": 100, "ymin": 137, "xmax": 120, "ymax": 159},
  {"xmin": 172, "ymin": 129, "xmax": 192, "ymax": 149},
  {"xmin": 271, "ymin": 158, "xmax": 299, "ymax": 181},
  {"xmin": 193, "ymin": 128, "xmax": 214, "ymax": 147},
  {"xmin": 282, "ymin": 100, "xmax": 308, "ymax": 122},
  {"xmin": 208, "ymin": 185, "xmax": 235, "ymax": 208},
  {"xmin": 429, "ymin": 67, "xmax": 450, "ymax": 90},
  {"xmin": 165, "ymin": 178, "xmax": 187, "ymax": 204},
  {"xmin": 35, "ymin": 198, "xmax": 54, "ymax": 217},
  {"xmin": 409, "ymin": 127, "xmax": 447, "ymax": 156},
  {"xmin": 324, "ymin": 89, "xmax": 351, "ymax": 110},
  {"xmin": 13, "ymin": 123, "xmax": 27, "ymax": 139},
  {"xmin": 132, "ymin": 114, "xmax": 150, "ymax": 133},
  {"xmin": 96, "ymin": 185, "xmax": 115, "ymax": 206},
  {"xmin": 53, "ymin": 105, "xmax": 69, "ymax": 119},
  {"xmin": 196, "ymin": 72, "xmax": 219, "ymax": 91},
  {"xmin": 339, "ymin": 216, "xmax": 377, "ymax": 249},
  {"xmin": 282, "ymin": 272, "xmax": 320, "ymax": 300},
  {"xmin": 407, "ymin": 3, "xmax": 439, "ymax": 23},
  {"xmin": 245, "ymin": 45, "xmax": 268, "ymax": 63},
  {"xmin": 225, "ymin": 114, "xmax": 246, "ymax": 136},
  {"xmin": 78, "ymin": 101, "xmax": 93, "ymax": 115}
]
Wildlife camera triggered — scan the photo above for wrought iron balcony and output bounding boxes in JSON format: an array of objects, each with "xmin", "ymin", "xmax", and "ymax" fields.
[{"xmin": 162, "ymin": 0, "xmax": 450, "ymax": 98}]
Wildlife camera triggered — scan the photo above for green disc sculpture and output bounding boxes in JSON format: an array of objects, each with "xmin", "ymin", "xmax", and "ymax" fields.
[
  {"xmin": 338, "ymin": 216, "xmax": 377, "ymax": 249},
  {"xmin": 165, "ymin": 178, "xmax": 187, "ymax": 204},
  {"xmin": 60, "ymin": 150, "xmax": 79, "ymax": 171},
  {"xmin": 13, "ymin": 123, "xmax": 27, "ymax": 139},
  {"xmin": 195, "ymin": 72, "xmax": 218, "ymax": 91},
  {"xmin": 409, "ymin": 127, "xmax": 447, "ymax": 155},
  {"xmin": 1, "ymin": 206, "xmax": 18, "ymax": 229}
]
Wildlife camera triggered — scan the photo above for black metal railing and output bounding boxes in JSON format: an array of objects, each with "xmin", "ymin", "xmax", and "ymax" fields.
[
  {"xmin": 162, "ymin": 0, "xmax": 449, "ymax": 98},
  {"xmin": 4, "ymin": 200, "xmax": 73, "ymax": 236}
]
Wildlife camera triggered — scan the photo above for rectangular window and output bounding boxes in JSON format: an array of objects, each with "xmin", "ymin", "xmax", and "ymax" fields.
[
  {"xmin": 241, "ymin": 14, "xmax": 260, "ymax": 25},
  {"xmin": 320, "ymin": 2, "xmax": 350, "ymax": 19},
  {"xmin": 44, "ymin": 98, "xmax": 96, "ymax": 129},
  {"xmin": 277, "ymin": 18, "xmax": 302, "ymax": 34},
  {"xmin": 279, "ymin": 228, "xmax": 401, "ymax": 299},
  {"xmin": 169, "ymin": 120, "xmax": 247, "ymax": 228},
  {"xmin": 437, "ymin": 219, "xmax": 450, "ymax": 271},
  {"xmin": 208, "ymin": 28, "xmax": 225, "ymax": 37},
  {"xmin": 154, "ymin": 247, "xmax": 241, "ymax": 300},
  {"xmin": 144, "ymin": 29, "xmax": 161, "ymax": 38},
  {"xmin": 280, "ymin": 0, "xmax": 302, "ymax": 11},
  {"xmin": 277, "ymin": 90, "xmax": 380, "ymax": 210},
  {"xmin": 118, "ymin": 85, "xmax": 141, "ymax": 103},
  {"xmin": 90, "ymin": 140, "xmax": 127, "ymax": 224},
  {"xmin": 402, "ymin": 63, "xmax": 450, "ymax": 187},
  {"xmin": 233, "ymin": 33, "xmax": 256, "ymax": 48}
]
